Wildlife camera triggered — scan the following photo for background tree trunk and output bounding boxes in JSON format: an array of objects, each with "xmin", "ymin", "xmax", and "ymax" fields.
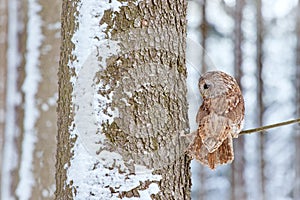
[
  {"xmin": 29, "ymin": 0, "xmax": 60, "ymax": 198},
  {"xmin": 0, "ymin": 0, "xmax": 8, "ymax": 195},
  {"xmin": 294, "ymin": 0, "xmax": 300, "ymax": 198},
  {"xmin": 256, "ymin": 0, "xmax": 266, "ymax": 199},
  {"xmin": 1, "ymin": 0, "xmax": 27, "ymax": 198},
  {"xmin": 231, "ymin": 0, "xmax": 246, "ymax": 199},
  {"xmin": 1, "ymin": 0, "xmax": 59, "ymax": 199},
  {"xmin": 56, "ymin": 0, "xmax": 191, "ymax": 199},
  {"xmin": 200, "ymin": 0, "xmax": 208, "ymax": 75}
]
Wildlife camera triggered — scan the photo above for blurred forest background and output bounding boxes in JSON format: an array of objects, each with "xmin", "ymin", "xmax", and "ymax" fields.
[
  {"xmin": 0, "ymin": 0, "xmax": 300, "ymax": 199},
  {"xmin": 188, "ymin": 0, "xmax": 300, "ymax": 199}
]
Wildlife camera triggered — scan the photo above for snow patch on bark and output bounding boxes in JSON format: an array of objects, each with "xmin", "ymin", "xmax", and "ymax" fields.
[
  {"xmin": 68, "ymin": 142, "xmax": 161, "ymax": 199},
  {"xmin": 68, "ymin": 0, "xmax": 161, "ymax": 199}
]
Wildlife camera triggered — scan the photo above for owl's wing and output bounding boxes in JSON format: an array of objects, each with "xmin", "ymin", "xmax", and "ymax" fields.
[
  {"xmin": 197, "ymin": 93, "xmax": 244, "ymax": 152},
  {"xmin": 196, "ymin": 100, "xmax": 210, "ymax": 124},
  {"xmin": 211, "ymin": 93, "xmax": 245, "ymax": 137},
  {"xmin": 198, "ymin": 113, "xmax": 230, "ymax": 153},
  {"xmin": 224, "ymin": 94, "xmax": 245, "ymax": 137},
  {"xmin": 187, "ymin": 133, "xmax": 234, "ymax": 169}
]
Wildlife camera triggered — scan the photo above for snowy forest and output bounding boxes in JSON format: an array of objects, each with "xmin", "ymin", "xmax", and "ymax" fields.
[{"xmin": 1, "ymin": 0, "xmax": 300, "ymax": 199}]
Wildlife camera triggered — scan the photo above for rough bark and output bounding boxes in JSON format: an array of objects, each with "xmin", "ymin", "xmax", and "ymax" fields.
[
  {"xmin": 231, "ymin": 0, "xmax": 246, "ymax": 199},
  {"xmin": 56, "ymin": 0, "xmax": 191, "ymax": 199},
  {"xmin": 55, "ymin": 0, "xmax": 77, "ymax": 199}
]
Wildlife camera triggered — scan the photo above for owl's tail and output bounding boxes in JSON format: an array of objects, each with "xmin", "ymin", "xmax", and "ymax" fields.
[{"xmin": 187, "ymin": 134, "xmax": 234, "ymax": 169}]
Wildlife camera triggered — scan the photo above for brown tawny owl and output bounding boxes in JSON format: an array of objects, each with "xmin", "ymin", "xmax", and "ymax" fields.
[{"xmin": 187, "ymin": 71, "xmax": 245, "ymax": 169}]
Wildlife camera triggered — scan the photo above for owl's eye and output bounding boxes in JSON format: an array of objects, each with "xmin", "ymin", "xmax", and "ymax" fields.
[{"xmin": 203, "ymin": 83, "xmax": 209, "ymax": 89}]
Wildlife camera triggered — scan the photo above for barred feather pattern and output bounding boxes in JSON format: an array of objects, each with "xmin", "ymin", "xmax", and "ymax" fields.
[{"xmin": 187, "ymin": 71, "xmax": 244, "ymax": 169}]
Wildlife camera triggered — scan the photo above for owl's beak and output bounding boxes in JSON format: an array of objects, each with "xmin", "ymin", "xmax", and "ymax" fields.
[
  {"xmin": 200, "ymin": 90, "xmax": 206, "ymax": 98},
  {"xmin": 200, "ymin": 91, "xmax": 203, "ymax": 97}
]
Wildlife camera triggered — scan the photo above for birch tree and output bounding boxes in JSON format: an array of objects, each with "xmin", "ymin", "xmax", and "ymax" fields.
[{"xmin": 56, "ymin": 0, "xmax": 191, "ymax": 199}]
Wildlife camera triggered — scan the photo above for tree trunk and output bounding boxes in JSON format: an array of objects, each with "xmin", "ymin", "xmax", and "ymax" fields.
[
  {"xmin": 294, "ymin": 0, "xmax": 300, "ymax": 198},
  {"xmin": 200, "ymin": 0, "xmax": 208, "ymax": 74},
  {"xmin": 56, "ymin": 0, "xmax": 191, "ymax": 199},
  {"xmin": 0, "ymin": 0, "xmax": 8, "ymax": 195},
  {"xmin": 256, "ymin": 0, "xmax": 266, "ymax": 199},
  {"xmin": 1, "ymin": 0, "xmax": 59, "ymax": 199},
  {"xmin": 231, "ymin": 0, "xmax": 246, "ymax": 199},
  {"xmin": 1, "ymin": 0, "xmax": 26, "ymax": 198},
  {"xmin": 28, "ymin": 0, "xmax": 60, "ymax": 199}
]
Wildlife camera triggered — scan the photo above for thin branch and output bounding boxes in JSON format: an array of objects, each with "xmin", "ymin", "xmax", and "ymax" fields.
[{"xmin": 240, "ymin": 118, "xmax": 300, "ymax": 135}]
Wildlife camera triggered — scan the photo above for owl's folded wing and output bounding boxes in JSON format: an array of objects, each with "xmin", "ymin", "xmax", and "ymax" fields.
[
  {"xmin": 211, "ymin": 93, "xmax": 245, "ymax": 138},
  {"xmin": 198, "ymin": 113, "xmax": 231, "ymax": 153}
]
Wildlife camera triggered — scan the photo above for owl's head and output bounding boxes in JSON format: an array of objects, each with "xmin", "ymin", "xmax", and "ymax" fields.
[{"xmin": 198, "ymin": 71, "xmax": 239, "ymax": 99}]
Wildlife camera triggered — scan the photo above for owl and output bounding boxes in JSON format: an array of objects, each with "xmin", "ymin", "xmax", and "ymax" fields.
[{"xmin": 187, "ymin": 71, "xmax": 245, "ymax": 169}]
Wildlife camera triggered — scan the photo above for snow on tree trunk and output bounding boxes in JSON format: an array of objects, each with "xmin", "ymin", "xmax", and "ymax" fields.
[{"xmin": 56, "ymin": 0, "xmax": 191, "ymax": 199}]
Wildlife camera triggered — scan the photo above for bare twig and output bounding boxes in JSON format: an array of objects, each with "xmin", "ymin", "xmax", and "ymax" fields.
[{"xmin": 240, "ymin": 118, "xmax": 300, "ymax": 135}]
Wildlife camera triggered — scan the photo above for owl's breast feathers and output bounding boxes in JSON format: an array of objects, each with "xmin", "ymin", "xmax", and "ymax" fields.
[{"xmin": 197, "ymin": 93, "xmax": 244, "ymax": 125}]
